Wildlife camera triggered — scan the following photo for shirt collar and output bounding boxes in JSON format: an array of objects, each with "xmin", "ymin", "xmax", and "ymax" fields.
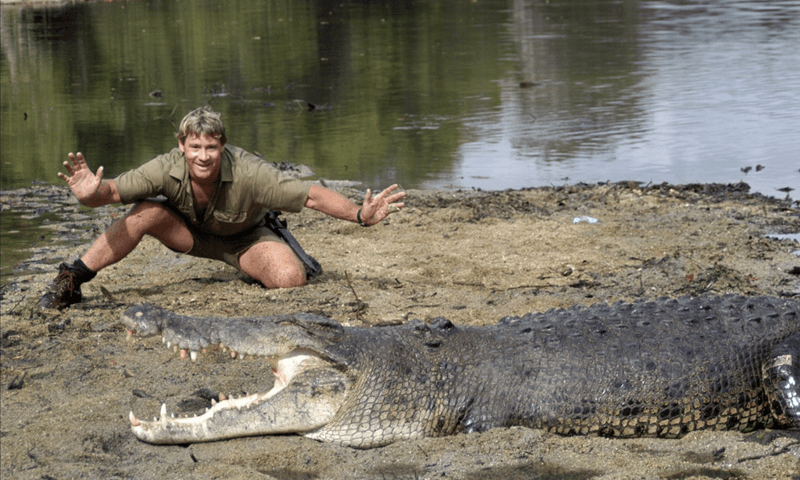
[
  {"xmin": 219, "ymin": 145, "xmax": 233, "ymax": 183},
  {"xmin": 168, "ymin": 149, "xmax": 186, "ymax": 182}
]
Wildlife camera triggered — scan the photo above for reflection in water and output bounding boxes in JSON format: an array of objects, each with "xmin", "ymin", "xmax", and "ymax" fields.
[
  {"xmin": 1, "ymin": 0, "xmax": 799, "ymax": 279},
  {"xmin": 2, "ymin": 0, "xmax": 798, "ymax": 193},
  {"xmin": 453, "ymin": 0, "xmax": 800, "ymax": 193},
  {"xmin": 454, "ymin": 0, "xmax": 649, "ymax": 188}
]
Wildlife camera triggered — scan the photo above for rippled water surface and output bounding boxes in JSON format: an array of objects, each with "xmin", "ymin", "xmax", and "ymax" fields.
[
  {"xmin": 456, "ymin": 0, "xmax": 800, "ymax": 194},
  {"xmin": 2, "ymin": 0, "xmax": 799, "ymax": 280}
]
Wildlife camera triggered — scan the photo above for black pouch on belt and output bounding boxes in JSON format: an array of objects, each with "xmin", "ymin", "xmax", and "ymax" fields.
[{"xmin": 264, "ymin": 210, "xmax": 323, "ymax": 279}]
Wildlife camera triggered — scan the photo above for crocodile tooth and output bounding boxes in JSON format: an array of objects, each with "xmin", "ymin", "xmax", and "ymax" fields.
[
  {"xmin": 129, "ymin": 411, "xmax": 139, "ymax": 426},
  {"xmin": 190, "ymin": 350, "xmax": 198, "ymax": 361},
  {"xmin": 211, "ymin": 399, "xmax": 217, "ymax": 405},
  {"xmin": 231, "ymin": 351, "xmax": 237, "ymax": 359},
  {"xmin": 166, "ymin": 341, "xmax": 172, "ymax": 348},
  {"xmin": 160, "ymin": 403, "xmax": 168, "ymax": 419},
  {"xmin": 162, "ymin": 336, "xmax": 166, "ymax": 343}
]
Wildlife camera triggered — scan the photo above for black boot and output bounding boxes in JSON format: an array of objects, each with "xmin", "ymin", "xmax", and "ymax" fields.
[{"xmin": 38, "ymin": 260, "xmax": 97, "ymax": 310}]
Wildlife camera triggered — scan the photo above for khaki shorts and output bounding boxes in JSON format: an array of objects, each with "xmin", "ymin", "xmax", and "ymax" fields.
[
  {"xmin": 184, "ymin": 222, "xmax": 290, "ymax": 273},
  {"xmin": 138, "ymin": 199, "xmax": 302, "ymax": 275}
]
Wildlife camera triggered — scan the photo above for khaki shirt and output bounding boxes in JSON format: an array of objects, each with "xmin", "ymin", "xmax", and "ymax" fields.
[{"xmin": 114, "ymin": 145, "xmax": 310, "ymax": 236}]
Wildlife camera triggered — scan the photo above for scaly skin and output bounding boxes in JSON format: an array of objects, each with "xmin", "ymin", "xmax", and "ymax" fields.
[{"xmin": 122, "ymin": 294, "xmax": 800, "ymax": 448}]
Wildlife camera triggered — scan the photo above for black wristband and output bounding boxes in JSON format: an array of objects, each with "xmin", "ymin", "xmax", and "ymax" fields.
[{"xmin": 357, "ymin": 209, "xmax": 370, "ymax": 227}]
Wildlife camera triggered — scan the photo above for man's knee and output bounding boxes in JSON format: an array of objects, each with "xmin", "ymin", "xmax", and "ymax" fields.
[
  {"xmin": 272, "ymin": 268, "xmax": 306, "ymax": 289},
  {"xmin": 240, "ymin": 242, "xmax": 306, "ymax": 289},
  {"xmin": 258, "ymin": 260, "xmax": 306, "ymax": 289}
]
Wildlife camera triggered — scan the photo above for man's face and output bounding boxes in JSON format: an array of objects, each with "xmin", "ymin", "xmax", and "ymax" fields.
[{"xmin": 179, "ymin": 133, "xmax": 224, "ymax": 185}]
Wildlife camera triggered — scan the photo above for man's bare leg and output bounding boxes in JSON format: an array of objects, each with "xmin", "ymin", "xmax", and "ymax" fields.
[
  {"xmin": 39, "ymin": 201, "xmax": 193, "ymax": 309},
  {"xmin": 238, "ymin": 241, "xmax": 306, "ymax": 289},
  {"xmin": 81, "ymin": 201, "xmax": 193, "ymax": 271}
]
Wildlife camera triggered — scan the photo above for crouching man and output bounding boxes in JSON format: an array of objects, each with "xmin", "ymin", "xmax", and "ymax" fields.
[{"xmin": 39, "ymin": 106, "xmax": 405, "ymax": 310}]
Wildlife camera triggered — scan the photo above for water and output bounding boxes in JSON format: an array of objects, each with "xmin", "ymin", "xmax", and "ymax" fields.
[
  {"xmin": 456, "ymin": 0, "xmax": 800, "ymax": 193},
  {"xmin": 2, "ymin": 0, "xmax": 799, "ymax": 281}
]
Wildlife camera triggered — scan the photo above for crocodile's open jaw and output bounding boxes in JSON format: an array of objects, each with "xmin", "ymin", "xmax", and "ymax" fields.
[{"xmin": 129, "ymin": 348, "xmax": 346, "ymax": 444}]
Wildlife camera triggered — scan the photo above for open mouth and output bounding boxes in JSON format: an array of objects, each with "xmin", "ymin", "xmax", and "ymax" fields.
[{"xmin": 128, "ymin": 348, "xmax": 329, "ymax": 428}]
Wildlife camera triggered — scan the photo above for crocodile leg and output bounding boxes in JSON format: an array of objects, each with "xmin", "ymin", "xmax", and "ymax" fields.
[{"xmin": 762, "ymin": 332, "xmax": 800, "ymax": 428}]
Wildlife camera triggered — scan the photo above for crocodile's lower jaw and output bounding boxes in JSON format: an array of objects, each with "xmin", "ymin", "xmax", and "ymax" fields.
[{"xmin": 129, "ymin": 350, "xmax": 338, "ymax": 444}]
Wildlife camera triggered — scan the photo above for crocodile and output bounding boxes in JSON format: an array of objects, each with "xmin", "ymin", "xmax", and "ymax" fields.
[{"xmin": 122, "ymin": 294, "xmax": 800, "ymax": 448}]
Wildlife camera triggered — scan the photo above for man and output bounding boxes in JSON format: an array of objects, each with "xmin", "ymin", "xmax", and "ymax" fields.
[{"xmin": 39, "ymin": 106, "xmax": 405, "ymax": 310}]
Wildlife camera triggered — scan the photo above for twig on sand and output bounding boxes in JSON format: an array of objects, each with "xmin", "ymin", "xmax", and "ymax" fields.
[{"xmin": 344, "ymin": 271, "xmax": 366, "ymax": 322}]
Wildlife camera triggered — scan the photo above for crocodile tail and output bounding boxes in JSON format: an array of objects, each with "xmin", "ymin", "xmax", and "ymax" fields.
[{"xmin": 762, "ymin": 332, "xmax": 800, "ymax": 429}]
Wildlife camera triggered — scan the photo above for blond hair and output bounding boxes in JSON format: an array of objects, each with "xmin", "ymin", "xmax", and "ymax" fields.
[{"xmin": 176, "ymin": 106, "xmax": 227, "ymax": 145}]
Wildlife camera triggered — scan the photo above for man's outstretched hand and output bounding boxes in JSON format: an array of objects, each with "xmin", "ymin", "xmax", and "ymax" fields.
[
  {"xmin": 58, "ymin": 152, "xmax": 107, "ymax": 206},
  {"xmin": 359, "ymin": 184, "xmax": 406, "ymax": 226}
]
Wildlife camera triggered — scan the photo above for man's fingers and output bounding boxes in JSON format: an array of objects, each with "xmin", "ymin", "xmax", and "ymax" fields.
[
  {"xmin": 388, "ymin": 201, "xmax": 406, "ymax": 213},
  {"xmin": 362, "ymin": 185, "xmax": 406, "ymax": 221},
  {"xmin": 381, "ymin": 184, "xmax": 401, "ymax": 198},
  {"xmin": 67, "ymin": 152, "xmax": 88, "ymax": 170},
  {"xmin": 66, "ymin": 153, "xmax": 81, "ymax": 173}
]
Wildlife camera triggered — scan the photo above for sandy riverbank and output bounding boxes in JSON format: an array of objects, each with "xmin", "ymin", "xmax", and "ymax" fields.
[{"xmin": 1, "ymin": 181, "xmax": 799, "ymax": 479}]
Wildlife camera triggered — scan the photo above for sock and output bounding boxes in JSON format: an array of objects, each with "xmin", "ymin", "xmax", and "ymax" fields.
[{"xmin": 72, "ymin": 259, "xmax": 98, "ymax": 284}]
